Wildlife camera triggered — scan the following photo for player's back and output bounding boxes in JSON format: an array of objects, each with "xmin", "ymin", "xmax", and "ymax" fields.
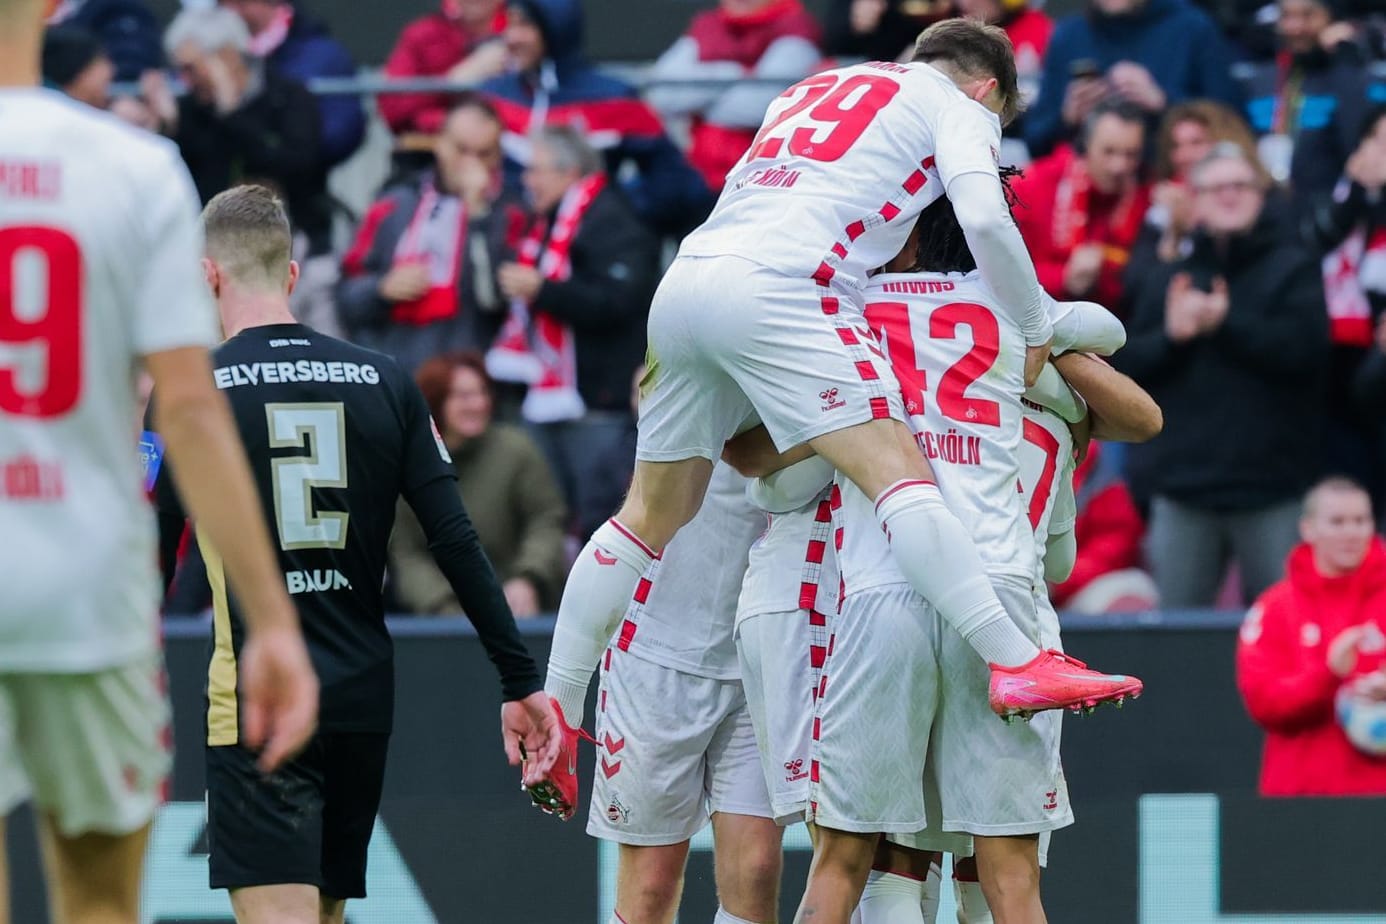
[
  {"xmin": 854, "ymin": 270, "xmax": 1033, "ymax": 582},
  {"xmin": 0, "ymin": 89, "xmax": 216, "ymax": 671},
  {"xmin": 190, "ymin": 324, "xmax": 438, "ymax": 729},
  {"xmin": 679, "ymin": 62, "xmax": 1003, "ymax": 293}
]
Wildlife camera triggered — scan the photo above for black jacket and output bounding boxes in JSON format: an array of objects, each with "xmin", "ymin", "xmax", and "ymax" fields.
[
  {"xmin": 173, "ymin": 68, "xmax": 330, "ymax": 253},
  {"xmin": 530, "ymin": 185, "xmax": 657, "ymax": 412},
  {"xmin": 1114, "ymin": 212, "xmax": 1330, "ymax": 511},
  {"xmin": 57, "ymin": 0, "xmax": 161, "ymax": 81}
]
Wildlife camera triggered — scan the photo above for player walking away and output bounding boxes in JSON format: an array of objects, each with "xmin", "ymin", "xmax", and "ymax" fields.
[
  {"xmin": 585, "ymin": 464, "xmax": 781, "ymax": 924},
  {"xmin": 147, "ymin": 186, "xmax": 559, "ymax": 924},
  {"xmin": 533, "ymin": 17, "xmax": 1143, "ymax": 824},
  {"xmin": 0, "ymin": 4, "xmax": 318, "ymax": 922}
]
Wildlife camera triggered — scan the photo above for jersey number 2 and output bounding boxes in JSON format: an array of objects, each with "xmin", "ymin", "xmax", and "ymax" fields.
[
  {"xmin": 863, "ymin": 300, "xmax": 1002, "ymax": 425},
  {"xmin": 0, "ymin": 226, "xmax": 82, "ymax": 418},
  {"xmin": 267, "ymin": 403, "xmax": 350, "ymax": 550},
  {"xmin": 748, "ymin": 73, "xmax": 900, "ymax": 162}
]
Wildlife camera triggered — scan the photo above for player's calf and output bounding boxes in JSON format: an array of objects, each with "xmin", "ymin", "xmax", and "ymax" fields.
[
  {"xmin": 229, "ymin": 884, "xmax": 320, "ymax": 924},
  {"xmin": 38, "ymin": 820, "xmax": 150, "ymax": 924},
  {"xmin": 972, "ymin": 836, "xmax": 1044, "ymax": 924},
  {"xmin": 952, "ymin": 856, "xmax": 994, "ymax": 924},
  {"xmin": 796, "ymin": 827, "xmax": 879, "ymax": 924},
  {"xmin": 712, "ymin": 812, "xmax": 783, "ymax": 923},
  {"xmin": 615, "ymin": 842, "xmax": 690, "ymax": 924},
  {"xmin": 854, "ymin": 836, "xmax": 935, "ymax": 924}
]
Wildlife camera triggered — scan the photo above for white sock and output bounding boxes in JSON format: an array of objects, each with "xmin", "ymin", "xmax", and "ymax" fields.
[
  {"xmin": 954, "ymin": 878, "xmax": 993, "ymax": 924},
  {"xmin": 920, "ymin": 857, "xmax": 941, "ymax": 922},
  {"xmin": 874, "ymin": 481, "xmax": 1040, "ymax": 667},
  {"xmin": 545, "ymin": 518, "xmax": 656, "ymax": 725},
  {"xmin": 856, "ymin": 869, "xmax": 926, "ymax": 923},
  {"xmin": 713, "ymin": 907, "xmax": 762, "ymax": 924}
]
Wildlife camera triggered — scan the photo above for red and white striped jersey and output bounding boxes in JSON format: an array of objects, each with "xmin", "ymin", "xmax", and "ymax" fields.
[
  {"xmin": 0, "ymin": 89, "xmax": 219, "ymax": 671},
  {"xmin": 680, "ymin": 61, "xmax": 1003, "ymax": 295},
  {"xmin": 836, "ymin": 270, "xmax": 1037, "ymax": 595},
  {"xmin": 736, "ymin": 485, "xmax": 839, "ymax": 628},
  {"xmin": 613, "ymin": 463, "xmax": 765, "ymax": 681}
]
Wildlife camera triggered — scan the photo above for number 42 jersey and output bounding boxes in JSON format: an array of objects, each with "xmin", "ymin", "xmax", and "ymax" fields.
[{"xmin": 150, "ymin": 323, "xmax": 456, "ymax": 738}]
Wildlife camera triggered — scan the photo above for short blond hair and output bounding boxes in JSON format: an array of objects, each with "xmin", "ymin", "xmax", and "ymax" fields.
[
  {"xmin": 1303, "ymin": 476, "xmax": 1372, "ymax": 519},
  {"xmin": 201, "ymin": 184, "xmax": 292, "ymax": 289}
]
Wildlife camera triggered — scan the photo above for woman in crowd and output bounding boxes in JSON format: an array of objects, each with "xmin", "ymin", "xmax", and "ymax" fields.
[{"xmin": 389, "ymin": 351, "xmax": 569, "ymax": 618}]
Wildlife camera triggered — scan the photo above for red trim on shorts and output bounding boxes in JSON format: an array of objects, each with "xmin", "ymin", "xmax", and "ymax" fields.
[
  {"xmin": 600, "ymin": 690, "xmax": 607, "ymax": 712},
  {"xmin": 608, "ymin": 518, "xmax": 657, "ymax": 560},
  {"xmin": 616, "ymin": 619, "xmax": 638, "ymax": 651},
  {"xmin": 845, "ymin": 220, "xmax": 866, "ymax": 241},
  {"xmin": 873, "ymin": 478, "xmax": 936, "ymax": 514},
  {"xmin": 812, "ymin": 716, "xmax": 822, "ymax": 741},
  {"xmin": 809, "ymin": 610, "xmax": 828, "ymax": 627},
  {"xmin": 902, "ymin": 170, "xmax": 927, "ymax": 195},
  {"xmin": 814, "ymin": 261, "xmax": 836, "ymax": 285},
  {"xmin": 837, "ymin": 326, "xmax": 859, "ymax": 346},
  {"xmin": 818, "ymin": 675, "xmax": 828, "ymax": 698},
  {"xmin": 810, "ymin": 644, "xmax": 827, "ymax": 669},
  {"xmin": 820, "ymin": 296, "xmax": 840, "ymax": 315},
  {"xmin": 810, "ymin": 758, "xmax": 820, "ymax": 782},
  {"xmin": 879, "ymin": 201, "xmax": 901, "ymax": 221},
  {"xmin": 831, "ymin": 242, "xmax": 848, "ymax": 259},
  {"xmin": 604, "ymin": 649, "xmax": 612, "ymax": 671},
  {"xmin": 854, "ymin": 360, "xmax": 879, "ymax": 381},
  {"xmin": 868, "ymin": 395, "xmax": 891, "ymax": 420},
  {"xmin": 633, "ymin": 577, "xmax": 654, "ymax": 605}
]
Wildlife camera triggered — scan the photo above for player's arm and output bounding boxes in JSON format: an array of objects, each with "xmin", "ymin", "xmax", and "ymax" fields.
[
  {"xmin": 1049, "ymin": 298, "xmax": 1127, "ymax": 357},
  {"xmin": 1044, "ymin": 474, "xmax": 1078, "ymax": 584},
  {"xmin": 1052, "ymin": 352, "xmax": 1163, "ymax": 443}
]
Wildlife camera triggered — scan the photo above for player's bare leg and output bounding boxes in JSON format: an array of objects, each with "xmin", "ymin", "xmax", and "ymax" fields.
[
  {"xmin": 795, "ymin": 827, "xmax": 876, "ymax": 924},
  {"xmin": 229, "ymin": 884, "xmax": 319, "ymax": 924},
  {"xmin": 318, "ymin": 895, "xmax": 346, "ymax": 924},
  {"xmin": 614, "ymin": 842, "xmax": 690, "ymax": 924},
  {"xmin": 808, "ymin": 418, "xmax": 1140, "ymax": 716},
  {"xmin": 854, "ymin": 838, "xmax": 934, "ymax": 924},
  {"xmin": 952, "ymin": 856, "xmax": 994, "ymax": 924},
  {"xmin": 37, "ymin": 817, "xmax": 148, "ymax": 924},
  {"xmin": 711, "ymin": 812, "xmax": 783, "ymax": 923},
  {"xmin": 971, "ymin": 836, "xmax": 1043, "ymax": 924}
]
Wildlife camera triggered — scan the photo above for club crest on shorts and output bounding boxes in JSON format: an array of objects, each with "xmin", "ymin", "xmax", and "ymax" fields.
[
  {"xmin": 819, "ymin": 388, "xmax": 846, "ymax": 412},
  {"xmin": 606, "ymin": 795, "xmax": 630, "ymax": 824},
  {"xmin": 784, "ymin": 758, "xmax": 809, "ymax": 782}
]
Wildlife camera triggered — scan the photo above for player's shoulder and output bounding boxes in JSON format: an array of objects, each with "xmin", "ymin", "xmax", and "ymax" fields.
[{"xmin": 36, "ymin": 93, "xmax": 184, "ymax": 178}]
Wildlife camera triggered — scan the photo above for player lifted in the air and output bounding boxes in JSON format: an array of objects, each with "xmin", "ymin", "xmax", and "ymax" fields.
[
  {"xmin": 148, "ymin": 186, "xmax": 559, "ymax": 924},
  {"xmin": 533, "ymin": 19, "xmax": 1143, "ymax": 829},
  {"xmin": 0, "ymin": 3, "xmax": 317, "ymax": 921}
]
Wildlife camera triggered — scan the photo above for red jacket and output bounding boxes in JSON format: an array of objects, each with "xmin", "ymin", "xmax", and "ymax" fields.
[
  {"xmin": 1050, "ymin": 447, "xmax": 1145, "ymax": 606},
  {"xmin": 1011, "ymin": 146, "xmax": 1151, "ymax": 313},
  {"xmin": 378, "ymin": 6, "xmax": 507, "ymax": 134},
  {"xmin": 1235, "ymin": 539, "xmax": 1386, "ymax": 797}
]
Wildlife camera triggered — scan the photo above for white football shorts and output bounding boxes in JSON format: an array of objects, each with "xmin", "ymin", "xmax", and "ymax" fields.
[{"xmin": 587, "ymin": 646, "xmax": 771, "ymax": 846}]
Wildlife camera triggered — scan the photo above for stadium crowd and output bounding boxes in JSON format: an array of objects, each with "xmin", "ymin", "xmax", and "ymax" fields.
[{"xmin": 41, "ymin": 0, "xmax": 1386, "ymax": 619}]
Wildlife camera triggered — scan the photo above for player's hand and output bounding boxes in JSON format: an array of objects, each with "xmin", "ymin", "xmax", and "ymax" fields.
[
  {"xmin": 502, "ymin": 692, "xmax": 561, "ymax": 786},
  {"xmin": 498, "ymin": 263, "xmax": 544, "ymax": 302},
  {"xmin": 1024, "ymin": 339, "xmax": 1052, "ymax": 388},
  {"xmin": 1328, "ymin": 625, "xmax": 1366, "ymax": 679},
  {"xmin": 1068, "ymin": 409, "xmax": 1094, "ymax": 466},
  {"xmin": 378, "ymin": 263, "xmax": 431, "ymax": 302},
  {"xmin": 503, "ymin": 578, "xmax": 541, "ymax": 619},
  {"xmin": 238, "ymin": 623, "xmax": 319, "ymax": 773}
]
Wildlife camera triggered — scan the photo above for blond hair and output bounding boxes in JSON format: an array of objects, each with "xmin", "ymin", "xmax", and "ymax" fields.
[{"xmin": 201, "ymin": 184, "xmax": 293, "ymax": 289}]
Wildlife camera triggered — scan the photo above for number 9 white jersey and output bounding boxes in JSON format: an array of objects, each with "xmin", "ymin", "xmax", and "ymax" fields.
[
  {"xmin": 0, "ymin": 90, "xmax": 219, "ymax": 672},
  {"xmin": 680, "ymin": 62, "xmax": 1004, "ymax": 295}
]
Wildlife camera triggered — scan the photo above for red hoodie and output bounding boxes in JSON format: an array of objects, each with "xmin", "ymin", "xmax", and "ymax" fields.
[
  {"xmin": 379, "ymin": 5, "xmax": 508, "ymax": 135},
  {"xmin": 1236, "ymin": 539, "xmax": 1386, "ymax": 797}
]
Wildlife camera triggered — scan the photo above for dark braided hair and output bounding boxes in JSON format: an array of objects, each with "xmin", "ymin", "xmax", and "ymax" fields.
[{"xmin": 906, "ymin": 165, "xmax": 1024, "ymax": 275}]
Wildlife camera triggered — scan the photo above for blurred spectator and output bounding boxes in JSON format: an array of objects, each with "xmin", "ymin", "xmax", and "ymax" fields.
[
  {"xmin": 221, "ymin": 0, "xmax": 366, "ymax": 168},
  {"xmin": 954, "ymin": 0, "xmax": 1053, "ymax": 162},
  {"xmin": 1236, "ymin": 477, "xmax": 1386, "ymax": 797},
  {"xmin": 646, "ymin": 0, "xmax": 822, "ymax": 192},
  {"xmin": 157, "ymin": 7, "xmax": 326, "ymax": 258},
  {"xmin": 581, "ymin": 364, "xmax": 642, "ymax": 548},
  {"xmin": 1114, "ymin": 143, "xmax": 1329, "ymax": 606},
  {"xmin": 1051, "ymin": 442, "xmax": 1158, "ymax": 614},
  {"xmin": 1302, "ymin": 105, "xmax": 1386, "ymax": 508},
  {"xmin": 389, "ymin": 352, "xmax": 567, "ymax": 617},
  {"xmin": 486, "ymin": 126, "xmax": 656, "ymax": 539},
  {"xmin": 1012, "ymin": 101, "xmax": 1152, "ymax": 313},
  {"xmin": 338, "ymin": 96, "xmax": 524, "ymax": 373},
  {"xmin": 823, "ymin": 0, "xmax": 949, "ymax": 62},
  {"xmin": 1244, "ymin": 0, "xmax": 1373, "ymax": 198},
  {"xmin": 1125, "ymin": 100, "xmax": 1268, "ymax": 294},
  {"xmin": 481, "ymin": 0, "xmax": 714, "ymax": 234},
  {"xmin": 1026, "ymin": 0, "xmax": 1240, "ymax": 158},
  {"xmin": 47, "ymin": 0, "xmax": 161, "ymax": 82},
  {"xmin": 378, "ymin": 0, "xmax": 508, "ymax": 136},
  {"xmin": 1357, "ymin": 318, "xmax": 1386, "ymax": 531},
  {"xmin": 41, "ymin": 26, "xmax": 113, "ymax": 109}
]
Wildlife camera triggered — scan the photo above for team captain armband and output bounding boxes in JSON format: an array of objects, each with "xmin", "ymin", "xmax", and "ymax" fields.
[{"xmin": 139, "ymin": 430, "xmax": 165, "ymax": 492}]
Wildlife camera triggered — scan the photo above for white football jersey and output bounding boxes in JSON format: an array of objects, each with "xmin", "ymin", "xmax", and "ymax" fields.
[
  {"xmin": 736, "ymin": 485, "xmax": 839, "ymax": 628},
  {"xmin": 836, "ymin": 271, "xmax": 1034, "ymax": 595},
  {"xmin": 0, "ymin": 90, "xmax": 219, "ymax": 671},
  {"xmin": 614, "ymin": 464, "xmax": 765, "ymax": 680},
  {"xmin": 1018, "ymin": 400, "xmax": 1078, "ymax": 580},
  {"xmin": 680, "ymin": 61, "xmax": 1003, "ymax": 295}
]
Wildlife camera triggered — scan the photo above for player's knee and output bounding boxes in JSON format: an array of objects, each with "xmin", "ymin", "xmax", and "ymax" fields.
[
  {"xmin": 622, "ymin": 876, "xmax": 684, "ymax": 921},
  {"xmin": 813, "ymin": 828, "xmax": 878, "ymax": 879},
  {"xmin": 717, "ymin": 841, "xmax": 781, "ymax": 913},
  {"xmin": 980, "ymin": 857, "xmax": 1040, "ymax": 903}
]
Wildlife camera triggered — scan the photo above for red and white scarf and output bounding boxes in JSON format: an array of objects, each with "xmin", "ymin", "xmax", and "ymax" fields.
[
  {"xmin": 1051, "ymin": 151, "xmax": 1146, "ymax": 265},
  {"xmin": 486, "ymin": 173, "xmax": 606, "ymax": 423},
  {"xmin": 1324, "ymin": 225, "xmax": 1386, "ymax": 346},
  {"xmin": 389, "ymin": 181, "xmax": 468, "ymax": 326},
  {"xmin": 246, "ymin": 4, "xmax": 295, "ymax": 57}
]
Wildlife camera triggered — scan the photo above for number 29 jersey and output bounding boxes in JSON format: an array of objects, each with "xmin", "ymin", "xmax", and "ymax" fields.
[
  {"xmin": 0, "ymin": 90, "xmax": 219, "ymax": 672},
  {"xmin": 836, "ymin": 271, "xmax": 1034, "ymax": 596},
  {"xmin": 151, "ymin": 324, "xmax": 455, "ymax": 737},
  {"xmin": 679, "ymin": 61, "xmax": 1004, "ymax": 294}
]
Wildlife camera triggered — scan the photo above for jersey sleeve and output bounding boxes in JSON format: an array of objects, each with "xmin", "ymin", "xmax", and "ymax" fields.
[
  {"xmin": 130, "ymin": 148, "xmax": 220, "ymax": 357},
  {"xmin": 397, "ymin": 367, "xmax": 457, "ymax": 495},
  {"xmin": 933, "ymin": 100, "xmax": 1002, "ymax": 190}
]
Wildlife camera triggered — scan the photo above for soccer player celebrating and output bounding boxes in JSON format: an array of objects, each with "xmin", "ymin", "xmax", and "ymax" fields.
[
  {"xmin": 536, "ymin": 18, "xmax": 1143, "ymax": 834},
  {"xmin": 0, "ymin": 2, "xmax": 317, "ymax": 921},
  {"xmin": 147, "ymin": 186, "xmax": 559, "ymax": 924}
]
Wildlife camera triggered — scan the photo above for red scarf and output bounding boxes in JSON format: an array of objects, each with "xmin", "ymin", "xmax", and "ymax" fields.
[
  {"xmin": 389, "ymin": 181, "xmax": 468, "ymax": 326},
  {"xmin": 1324, "ymin": 224, "xmax": 1386, "ymax": 346},
  {"xmin": 1051, "ymin": 153, "xmax": 1147, "ymax": 264},
  {"xmin": 486, "ymin": 173, "xmax": 607, "ymax": 423}
]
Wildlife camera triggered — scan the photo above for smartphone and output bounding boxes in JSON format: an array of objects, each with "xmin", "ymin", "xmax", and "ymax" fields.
[{"xmin": 1069, "ymin": 58, "xmax": 1102, "ymax": 80}]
